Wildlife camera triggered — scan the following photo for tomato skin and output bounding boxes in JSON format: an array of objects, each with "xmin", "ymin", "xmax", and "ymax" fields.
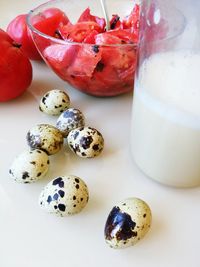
[
  {"xmin": 78, "ymin": 7, "xmax": 106, "ymax": 31},
  {"xmin": 0, "ymin": 29, "xmax": 32, "ymax": 102},
  {"xmin": 7, "ymin": 14, "xmax": 41, "ymax": 60}
]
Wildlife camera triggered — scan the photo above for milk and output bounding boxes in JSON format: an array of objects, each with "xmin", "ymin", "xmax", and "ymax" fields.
[{"xmin": 131, "ymin": 50, "xmax": 200, "ymax": 187}]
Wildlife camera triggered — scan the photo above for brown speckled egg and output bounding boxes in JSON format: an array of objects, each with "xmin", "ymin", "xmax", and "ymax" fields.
[
  {"xmin": 56, "ymin": 108, "xmax": 85, "ymax": 137},
  {"xmin": 104, "ymin": 198, "xmax": 152, "ymax": 249},
  {"xmin": 26, "ymin": 124, "xmax": 64, "ymax": 155},
  {"xmin": 67, "ymin": 126, "xmax": 104, "ymax": 158},
  {"xmin": 39, "ymin": 89, "xmax": 70, "ymax": 116},
  {"xmin": 9, "ymin": 149, "xmax": 50, "ymax": 183},
  {"xmin": 39, "ymin": 175, "xmax": 89, "ymax": 216}
]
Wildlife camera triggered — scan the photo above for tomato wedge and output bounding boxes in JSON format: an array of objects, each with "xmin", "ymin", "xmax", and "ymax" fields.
[
  {"xmin": 43, "ymin": 43, "xmax": 79, "ymax": 79},
  {"xmin": 122, "ymin": 4, "xmax": 140, "ymax": 31},
  {"xmin": 58, "ymin": 21, "xmax": 102, "ymax": 42},
  {"xmin": 83, "ymin": 30, "xmax": 99, "ymax": 44},
  {"xmin": 78, "ymin": 7, "xmax": 106, "ymax": 31},
  {"xmin": 33, "ymin": 8, "xmax": 70, "ymax": 37},
  {"xmin": 68, "ymin": 45, "xmax": 102, "ymax": 77}
]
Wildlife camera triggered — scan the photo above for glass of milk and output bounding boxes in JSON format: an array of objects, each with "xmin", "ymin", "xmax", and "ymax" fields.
[{"xmin": 131, "ymin": 0, "xmax": 200, "ymax": 187}]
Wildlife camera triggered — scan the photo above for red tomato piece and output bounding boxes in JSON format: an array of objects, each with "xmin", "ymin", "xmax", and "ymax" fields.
[
  {"xmin": 106, "ymin": 29, "xmax": 138, "ymax": 43},
  {"xmin": 83, "ymin": 30, "xmax": 99, "ymax": 44},
  {"xmin": 95, "ymin": 32, "xmax": 123, "ymax": 45},
  {"xmin": 100, "ymin": 45, "xmax": 135, "ymax": 72},
  {"xmin": 43, "ymin": 43, "xmax": 79, "ymax": 79},
  {"xmin": 33, "ymin": 8, "xmax": 70, "ymax": 37},
  {"xmin": 78, "ymin": 7, "xmax": 106, "ymax": 31},
  {"xmin": 58, "ymin": 21, "xmax": 102, "ymax": 42},
  {"xmin": 68, "ymin": 45, "xmax": 102, "ymax": 77},
  {"xmin": 122, "ymin": 4, "xmax": 140, "ymax": 31}
]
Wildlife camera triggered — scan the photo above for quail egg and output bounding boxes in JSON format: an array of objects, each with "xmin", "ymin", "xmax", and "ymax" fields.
[
  {"xmin": 56, "ymin": 108, "xmax": 85, "ymax": 137},
  {"xmin": 39, "ymin": 175, "xmax": 89, "ymax": 216},
  {"xmin": 26, "ymin": 124, "xmax": 64, "ymax": 155},
  {"xmin": 104, "ymin": 198, "xmax": 152, "ymax": 248},
  {"xmin": 39, "ymin": 89, "xmax": 70, "ymax": 116},
  {"xmin": 67, "ymin": 126, "xmax": 104, "ymax": 158},
  {"xmin": 9, "ymin": 149, "xmax": 50, "ymax": 183}
]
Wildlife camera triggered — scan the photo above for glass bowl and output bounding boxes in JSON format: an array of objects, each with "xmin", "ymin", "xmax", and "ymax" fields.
[{"xmin": 27, "ymin": 0, "xmax": 138, "ymax": 97}]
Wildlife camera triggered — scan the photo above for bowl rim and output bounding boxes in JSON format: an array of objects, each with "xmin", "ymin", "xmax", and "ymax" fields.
[{"xmin": 26, "ymin": 0, "xmax": 138, "ymax": 48}]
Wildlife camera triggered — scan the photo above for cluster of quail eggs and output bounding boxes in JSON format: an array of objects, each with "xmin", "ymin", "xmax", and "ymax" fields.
[
  {"xmin": 32, "ymin": 89, "xmax": 104, "ymax": 158},
  {"xmin": 9, "ymin": 89, "xmax": 104, "ymax": 216},
  {"xmin": 9, "ymin": 89, "xmax": 152, "ymax": 249}
]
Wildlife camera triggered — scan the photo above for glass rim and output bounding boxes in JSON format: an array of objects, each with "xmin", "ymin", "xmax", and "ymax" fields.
[{"xmin": 139, "ymin": 6, "xmax": 187, "ymax": 45}]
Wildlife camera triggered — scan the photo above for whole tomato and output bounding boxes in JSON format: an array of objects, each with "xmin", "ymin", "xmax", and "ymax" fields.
[
  {"xmin": 0, "ymin": 29, "xmax": 32, "ymax": 102},
  {"xmin": 6, "ymin": 8, "xmax": 70, "ymax": 61},
  {"xmin": 7, "ymin": 14, "xmax": 41, "ymax": 60}
]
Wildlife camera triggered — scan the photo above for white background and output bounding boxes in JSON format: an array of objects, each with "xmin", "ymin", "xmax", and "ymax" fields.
[{"xmin": 0, "ymin": 1, "xmax": 200, "ymax": 266}]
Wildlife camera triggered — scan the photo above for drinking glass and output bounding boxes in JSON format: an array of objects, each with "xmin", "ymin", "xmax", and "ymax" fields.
[{"xmin": 131, "ymin": 0, "xmax": 200, "ymax": 187}]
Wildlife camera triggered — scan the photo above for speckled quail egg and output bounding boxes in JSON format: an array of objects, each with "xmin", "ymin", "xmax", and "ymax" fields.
[
  {"xmin": 56, "ymin": 108, "xmax": 85, "ymax": 137},
  {"xmin": 27, "ymin": 124, "xmax": 64, "ymax": 155},
  {"xmin": 9, "ymin": 149, "xmax": 50, "ymax": 183},
  {"xmin": 39, "ymin": 89, "xmax": 70, "ymax": 116},
  {"xmin": 39, "ymin": 175, "xmax": 89, "ymax": 216},
  {"xmin": 104, "ymin": 198, "xmax": 152, "ymax": 249},
  {"xmin": 67, "ymin": 126, "xmax": 104, "ymax": 158}
]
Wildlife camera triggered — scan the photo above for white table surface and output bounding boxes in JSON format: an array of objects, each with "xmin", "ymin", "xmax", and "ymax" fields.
[{"xmin": 1, "ymin": 1, "xmax": 200, "ymax": 267}]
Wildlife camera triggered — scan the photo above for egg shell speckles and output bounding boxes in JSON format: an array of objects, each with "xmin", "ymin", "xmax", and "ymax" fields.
[
  {"xmin": 39, "ymin": 175, "xmax": 89, "ymax": 216},
  {"xmin": 67, "ymin": 126, "xmax": 104, "ymax": 158},
  {"xmin": 104, "ymin": 198, "xmax": 152, "ymax": 249},
  {"xmin": 9, "ymin": 149, "xmax": 50, "ymax": 183},
  {"xmin": 26, "ymin": 124, "xmax": 64, "ymax": 155},
  {"xmin": 56, "ymin": 108, "xmax": 85, "ymax": 137},
  {"xmin": 39, "ymin": 89, "xmax": 70, "ymax": 116}
]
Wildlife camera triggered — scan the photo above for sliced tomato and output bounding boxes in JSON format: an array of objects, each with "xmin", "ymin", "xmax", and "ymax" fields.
[
  {"xmin": 78, "ymin": 7, "xmax": 106, "ymax": 31},
  {"xmin": 99, "ymin": 45, "xmax": 135, "ymax": 71},
  {"xmin": 37, "ymin": 5, "xmax": 139, "ymax": 96},
  {"xmin": 95, "ymin": 32, "xmax": 123, "ymax": 45},
  {"xmin": 43, "ymin": 43, "xmax": 79, "ymax": 79},
  {"xmin": 94, "ymin": 30, "xmax": 137, "ymax": 45},
  {"xmin": 122, "ymin": 4, "xmax": 140, "ymax": 31},
  {"xmin": 33, "ymin": 8, "xmax": 70, "ymax": 37},
  {"xmin": 58, "ymin": 21, "xmax": 102, "ymax": 42},
  {"xmin": 83, "ymin": 30, "xmax": 99, "ymax": 44},
  {"xmin": 107, "ymin": 29, "xmax": 138, "ymax": 43},
  {"xmin": 68, "ymin": 45, "xmax": 102, "ymax": 77}
]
